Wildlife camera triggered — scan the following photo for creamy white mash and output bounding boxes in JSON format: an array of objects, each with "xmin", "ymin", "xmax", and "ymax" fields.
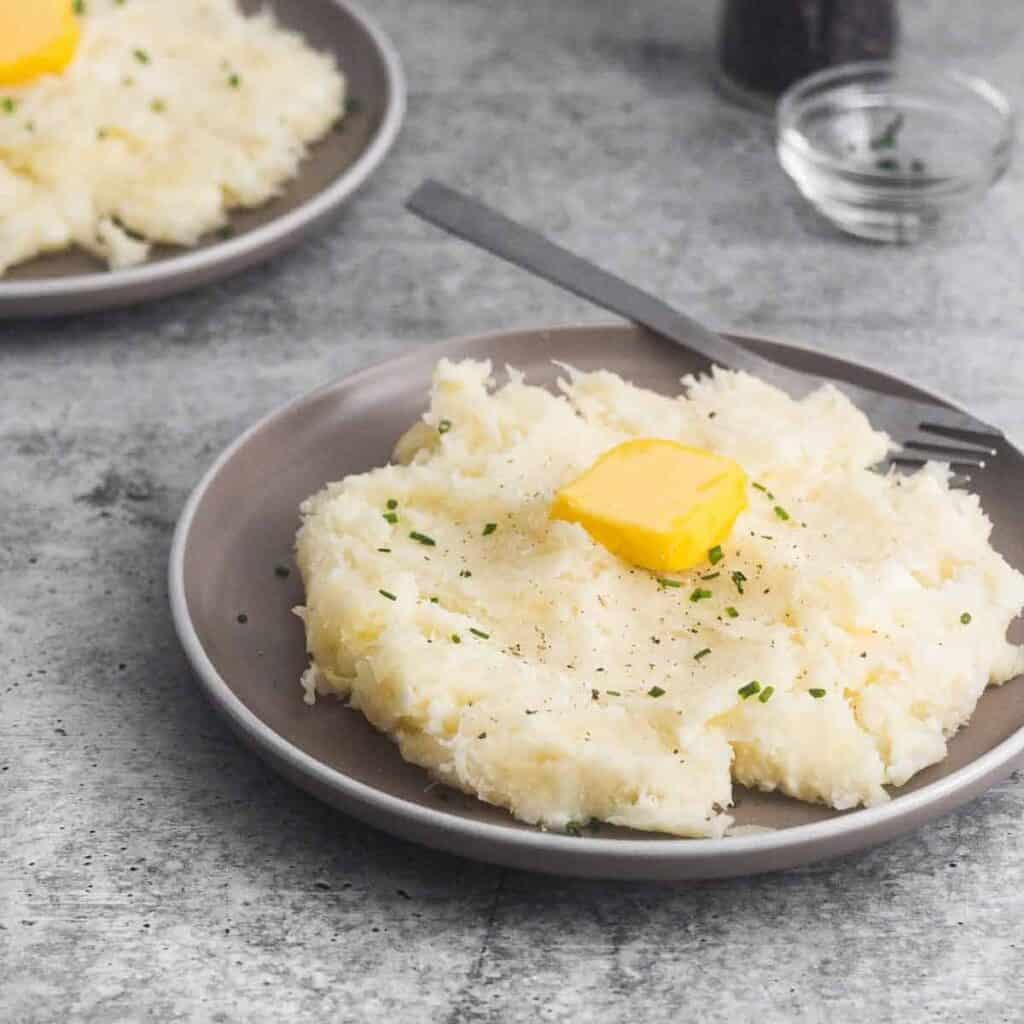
[
  {"xmin": 0, "ymin": 0, "xmax": 344, "ymax": 273},
  {"xmin": 295, "ymin": 360, "xmax": 1024, "ymax": 837}
]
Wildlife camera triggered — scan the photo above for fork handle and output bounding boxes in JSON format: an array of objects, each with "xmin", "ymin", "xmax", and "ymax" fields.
[{"xmin": 406, "ymin": 180, "xmax": 813, "ymax": 397}]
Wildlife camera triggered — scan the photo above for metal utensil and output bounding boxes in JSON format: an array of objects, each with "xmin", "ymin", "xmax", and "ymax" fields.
[{"xmin": 406, "ymin": 179, "xmax": 1000, "ymax": 470}]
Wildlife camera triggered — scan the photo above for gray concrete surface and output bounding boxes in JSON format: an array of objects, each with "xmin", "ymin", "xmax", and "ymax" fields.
[{"xmin": 3, "ymin": 1, "xmax": 1024, "ymax": 1020}]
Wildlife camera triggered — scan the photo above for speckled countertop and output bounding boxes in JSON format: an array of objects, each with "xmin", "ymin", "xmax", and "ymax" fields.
[{"xmin": 4, "ymin": 1, "xmax": 1024, "ymax": 1020}]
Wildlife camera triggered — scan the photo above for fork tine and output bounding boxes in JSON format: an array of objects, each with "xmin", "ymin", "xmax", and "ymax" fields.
[
  {"xmin": 883, "ymin": 459, "xmax": 973, "ymax": 486},
  {"xmin": 901, "ymin": 434, "xmax": 996, "ymax": 460},
  {"xmin": 890, "ymin": 451, "xmax": 987, "ymax": 470},
  {"xmin": 907, "ymin": 400, "xmax": 995, "ymax": 433},
  {"xmin": 917, "ymin": 421, "xmax": 1005, "ymax": 447}
]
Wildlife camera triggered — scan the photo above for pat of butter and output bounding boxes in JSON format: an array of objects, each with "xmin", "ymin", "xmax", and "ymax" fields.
[
  {"xmin": 550, "ymin": 439, "xmax": 747, "ymax": 572},
  {"xmin": 0, "ymin": 0, "xmax": 81, "ymax": 86}
]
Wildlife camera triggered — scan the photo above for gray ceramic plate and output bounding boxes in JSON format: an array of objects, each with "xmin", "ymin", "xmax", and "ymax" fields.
[
  {"xmin": 169, "ymin": 324, "xmax": 1024, "ymax": 880},
  {"xmin": 0, "ymin": 0, "xmax": 404, "ymax": 318}
]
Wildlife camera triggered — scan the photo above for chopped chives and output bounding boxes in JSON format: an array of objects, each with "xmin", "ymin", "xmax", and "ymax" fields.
[
  {"xmin": 133, "ymin": 48, "xmax": 150, "ymax": 64},
  {"xmin": 809, "ymin": 688, "xmax": 826, "ymax": 699},
  {"xmin": 700, "ymin": 572, "xmax": 720, "ymax": 581},
  {"xmin": 482, "ymin": 522, "xmax": 497, "ymax": 536},
  {"xmin": 477, "ymin": 732, "xmax": 487, "ymax": 740},
  {"xmin": 1, "ymin": 98, "xmax": 16, "ymax": 114},
  {"xmin": 605, "ymin": 689, "xmax": 621, "ymax": 696},
  {"xmin": 565, "ymin": 822, "xmax": 581, "ymax": 837},
  {"xmin": 429, "ymin": 596, "xmax": 439, "ymax": 603},
  {"xmin": 409, "ymin": 531, "xmax": 436, "ymax": 546},
  {"xmin": 694, "ymin": 648, "xmax": 711, "ymax": 661},
  {"xmin": 648, "ymin": 686, "xmax": 666, "ymax": 698},
  {"xmin": 708, "ymin": 545, "xmax": 724, "ymax": 565},
  {"xmin": 690, "ymin": 588, "xmax": 712, "ymax": 602},
  {"xmin": 378, "ymin": 589, "xmax": 397, "ymax": 601},
  {"xmin": 386, "ymin": 498, "xmax": 398, "ymax": 509},
  {"xmin": 451, "ymin": 633, "xmax": 461, "ymax": 644},
  {"xmin": 758, "ymin": 685, "xmax": 775, "ymax": 703},
  {"xmin": 437, "ymin": 419, "xmax": 452, "ymax": 434},
  {"xmin": 469, "ymin": 628, "xmax": 490, "ymax": 639},
  {"xmin": 383, "ymin": 512, "xmax": 398, "ymax": 524},
  {"xmin": 376, "ymin": 547, "xmax": 391, "ymax": 553},
  {"xmin": 459, "ymin": 569, "xmax": 472, "ymax": 578},
  {"xmin": 73, "ymin": 0, "xmax": 86, "ymax": 12},
  {"xmin": 774, "ymin": 505, "xmax": 791, "ymax": 522},
  {"xmin": 960, "ymin": 612, "xmax": 972, "ymax": 625},
  {"xmin": 228, "ymin": 73, "xmax": 241, "ymax": 88},
  {"xmin": 658, "ymin": 577, "xmax": 682, "ymax": 588},
  {"xmin": 731, "ymin": 570, "xmax": 747, "ymax": 594},
  {"xmin": 752, "ymin": 482, "xmax": 775, "ymax": 499},
  {"xmin": 591, "ymin": 689, "xmax": 600, "ymax": 701},
  {"xmin": 725, "ymin": 606, "xmax": 739, "ymax": 618},
  {"xmin": 738, "ymin": 681, "xmax": 760, "ymax": 699},
  {"xmin": 150, "ymin": 99, "xmax": 166, "ymax": 113}
]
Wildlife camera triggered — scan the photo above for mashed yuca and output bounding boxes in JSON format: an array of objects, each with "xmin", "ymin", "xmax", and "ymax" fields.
[{"xmin": 294, "ymin": 360, "xmax": 1024, "ymax": 838}]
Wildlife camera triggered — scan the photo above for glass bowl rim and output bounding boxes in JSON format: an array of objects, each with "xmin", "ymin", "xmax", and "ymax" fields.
[{"xmin": 776, "ymin": 60, "xmax": 1015, "ymax": 186}]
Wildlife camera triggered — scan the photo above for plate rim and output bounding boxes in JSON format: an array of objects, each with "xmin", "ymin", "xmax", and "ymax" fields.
[
  {"xmin": 168, "ymin": 323, "xmax": 1024, "ymax": 871},
  {"xmin": 0, "ymin": 0, "xmax": 406, "ymax": 304}
]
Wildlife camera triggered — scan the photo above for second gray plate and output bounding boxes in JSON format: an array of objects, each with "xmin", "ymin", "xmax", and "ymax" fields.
[
  {"xmin": 169, "ymin": 324, "xmax": 1024, "ymax": 879},
  {"xmin": 0, "ymin": 0, "xmax": 404, "ymax": 318}
]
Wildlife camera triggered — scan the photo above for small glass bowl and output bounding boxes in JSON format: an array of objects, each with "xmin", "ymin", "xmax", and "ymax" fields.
[{"xmin": 777, "ymin": 62, "xmax": 1014, "ymax": 242}]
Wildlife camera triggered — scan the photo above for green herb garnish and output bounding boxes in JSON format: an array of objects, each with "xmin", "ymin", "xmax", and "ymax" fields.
[
  {"xmin": 725, "ymin": 606, "xmax": 739, "ymax": 618},
  {"xmin": 605, "ymin": 690, "xmax": 621, "ymax": 697},
  {"xmin": 386, "ymin": 498, "xmax": 398, "ymax": 509},
  {"xmin": 694, "ymin": 648, "xmax": 711, "ymax": 661},
  {"xmin": 437, "ymin": 419, "xmax": 452, "ymax": 434},
  {"xmin": 700, "ymin": 572, "xmax": 720, "ymax": 581},
  {"xmin": 482, "ymin": 522, "xmax": 497, "ymax": 536},
  {"xmin": 809, "ymin": 688, "xmax": 826, "ymax": 699},
  {"xmin": 758, "ymin": 685, "xmax": 775, "ymax": 703},
  {"xmin": 738, "ymin": 681, "xmax": 760, "ymax": 699},
  {"xmin": 458, "ymin": 570, "xmax": 472, "ymax": 578},
  {"xmin": 383, "ymin": 511, "xmax": 398, "ymax": 524},
  {"xmin": 228, "ymin": 73, "xmax": 241, "ymax": 88},
  {"xmin": 870, "ymin": 113, "xmax": 904, "ymax": 151},
  {"xmin": 429, "ymin": 596, "xmax": 439, "ymax": 603},
  {"xmin": 875, "ymin": 157, "xmax": 900, "ymax": 172},
  {"xmin": 690, "ymin": 587, "xmax": 712, "ymax": 603},
  {"xmin": 73, "ymin": 0, "xmax": 86, "ymax": 12},
  {"xmin": 1, "ymin": 98, "xmax": 16, "ymax": 115},
  {"xmin": 960, "ymin": 612, "xmax": 972, "ymax": 625},
  {"xmin": 133, "ymin": 48, "xmax": 150, "ymax": 64},
  {"xmin": 409, "ymin": 531, "xmax": 436, "ymax": 546},
  {"xmin": 752, "ymin": 482, "xmax": 774, "ymax": 500},
  {"xmin": 648, "ymin": 686, "xmax": 666, "ymax": 698},
  {"xmin": 774, "ymin": 505, "xmax": 790, "ymax": 522},
  {"xmin": 150, "ymin": 99, "xmax": 166, "ymax": 113},
  {"xmin": 451, "ymin": 633, "xmax": 461, "ymax": 644},
  {"xmin": 658, "ymin": 578, "xmax": 682, "ymax": 588},
  {"xmin": 731, "ymin": 570, "xmax": 747, "ymax": 594},
  {"xmin": 469, "ymin": 628, "xmax": 490, "ymax": 639},
  {"xmin": 708, "ymin": 545, "xmax": 724, "ymax": 565},
  {"xmin": 379, "ymin": 589, "xmax": 397, "ymax": 601}
]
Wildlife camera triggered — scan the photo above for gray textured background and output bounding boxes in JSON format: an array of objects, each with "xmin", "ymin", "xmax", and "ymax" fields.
[{"xmin": 4, "ymin": 1, "xmax": 1024, "ymax": 1021}]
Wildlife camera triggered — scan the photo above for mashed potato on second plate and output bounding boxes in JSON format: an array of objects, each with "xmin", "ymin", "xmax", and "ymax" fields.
[
  {"xmin": 295, "ymin": 360, "xmax": 1024, "ymax": 838},
  {"xmin": 0, "ymin": 0, "xmax": 344, "ymax": 273}
]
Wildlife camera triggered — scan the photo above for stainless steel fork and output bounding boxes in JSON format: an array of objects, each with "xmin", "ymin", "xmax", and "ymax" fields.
[{"xmin": 406, "ymin": 180, "xmax": 1001, "ymax": 472}]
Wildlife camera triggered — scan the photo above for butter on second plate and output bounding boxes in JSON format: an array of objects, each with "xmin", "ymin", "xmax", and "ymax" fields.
[
  {"xmin": 549, "ymin": 439, "xmax": 748, "ymax": 573},
  {"xmin": 0, "ymin": 0, "xmax": 80, "ymax": 85}
]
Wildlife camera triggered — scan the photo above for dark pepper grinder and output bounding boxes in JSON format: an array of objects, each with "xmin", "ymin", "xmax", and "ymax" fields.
[{"xmin": 718, "ymin": 0, "xmax": 899, "ymax": 110}]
